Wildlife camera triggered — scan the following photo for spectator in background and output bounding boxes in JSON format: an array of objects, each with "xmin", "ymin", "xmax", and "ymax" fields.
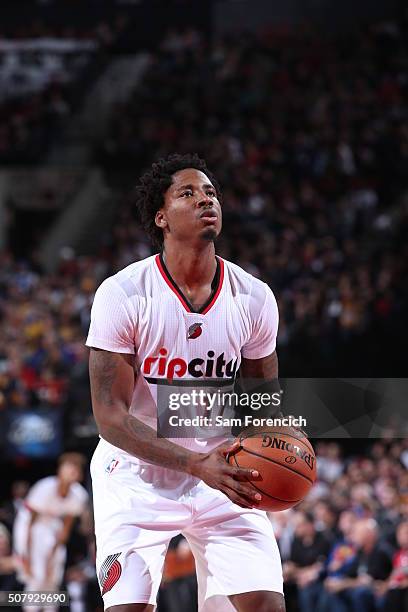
[
  {"xmin": 0, "ymin": 481, "xmax": 29, "ymax": 532},
  {"xmin": 321, "ymin": 518, "xmax": 393, "ymax": 612},
  {"xmin": 326, "ymin": 511, "xmax": 357, "ymax": 573},
  {"xmin": 314, "ymin": 500, "xmax": 339, "ymax": 543},
  {"xmin": 375, "ymin": 485, "xmax": 402, "ymax": 545},
  {"xmin": 317, "ymin": 511, "xmax": 358, "ymax": 611},
  {"xmin": 0, "ymin": 522, "xmax": 18, "ymax": 590},
  {"xmin": 381, "ymin": 520, "xmax": 408, "ymax": 610},
  {"xmin": 317, "ymin": 443, "xmax": 344, "ymax": 484},
  {"xmin": 284, "ymin": 511, "xmax": 331, "ymax": 610},
  {"xmin": 349, "ymin": 482, "xmax": 377, "ymax": 518},
  {"xmin": 270, "ymin": 509, "xmax": 296, "ymax": 562}
]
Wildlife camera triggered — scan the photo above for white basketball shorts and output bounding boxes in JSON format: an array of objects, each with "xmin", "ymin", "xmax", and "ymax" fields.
[{"xmin": 90, "ymin": 438, "xmax": 283, "ymax": 611}]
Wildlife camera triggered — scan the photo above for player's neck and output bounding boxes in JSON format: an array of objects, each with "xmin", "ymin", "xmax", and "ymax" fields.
[{"xmin": 162, "ymin": 242, "xmax": 216, "ymax": 288}]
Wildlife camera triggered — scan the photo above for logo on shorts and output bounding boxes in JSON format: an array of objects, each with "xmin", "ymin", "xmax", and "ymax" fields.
[
  {"xmin": 187, "ymin": 323, "xmax": 202, "ymax": 340},
  {"xmin": 99, "ymin": 553, "xmax": 122, "ymax": 595},
  {"xmin": 105, "ymin": 458, "xmax": 119, "ymax": 474}
]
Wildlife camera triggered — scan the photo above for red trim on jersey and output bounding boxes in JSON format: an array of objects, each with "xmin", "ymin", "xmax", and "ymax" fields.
[
  {"xmin": 201, "ymin": 258, "xmax": 224, "ymax": 314},
  {"xmin": 155, "ymin": 254, "xmax": 224, "ymax": 314},
  {"xmin": 155, "ymin": 254, "xmax": 190, "ymax": 311}
]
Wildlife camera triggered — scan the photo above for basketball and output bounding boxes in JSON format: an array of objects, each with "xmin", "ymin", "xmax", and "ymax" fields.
[{"xmin": 227, "ymin": 428, "xmax": 317, "ymax": 511}]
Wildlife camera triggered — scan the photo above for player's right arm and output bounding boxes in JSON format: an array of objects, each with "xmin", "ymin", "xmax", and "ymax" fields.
[
  {"xmin": 89, "ymin": 347, "xmax": 195, "ymax": 473},
  {"xmin": 89, "ymin": 347, "xmax": 260, "ymax": 508},
  {"xmin": 22, "ymin": 509, "xmax": 38, "ymax": 577}
]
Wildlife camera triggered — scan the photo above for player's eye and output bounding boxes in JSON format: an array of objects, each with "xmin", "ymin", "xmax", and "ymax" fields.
[
  {"xmin": 207, "ymin": 190, "xmax": 216, "ymax": 197},
  {"xmin": 180, "ymin": 190, "xmax": 193, "ymax": 197}
]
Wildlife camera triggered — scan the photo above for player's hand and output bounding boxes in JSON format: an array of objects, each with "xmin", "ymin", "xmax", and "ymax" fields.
[{"xmin": 189, "ymin": 441, "xmax": 262, "ymax": 509}]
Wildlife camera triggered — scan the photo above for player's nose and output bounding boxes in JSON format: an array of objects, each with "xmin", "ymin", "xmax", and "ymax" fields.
[{"xmin": 197, "ymin": 195, "xmax": 213, "ymax": 208}]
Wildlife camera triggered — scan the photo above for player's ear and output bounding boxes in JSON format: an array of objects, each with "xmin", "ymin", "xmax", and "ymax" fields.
[{"xmin": 155, "ymin": 209, "xmax": 168, "ymax": 229}]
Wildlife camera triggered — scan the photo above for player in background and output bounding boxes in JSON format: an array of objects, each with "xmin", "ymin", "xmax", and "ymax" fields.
[
  {"xmin": 87, "ymin": 154, "xmax": 285, "ymax": 611},
  {"xmin": 13, "ymin": 453, "xmax": 89, "ymax": 612}
]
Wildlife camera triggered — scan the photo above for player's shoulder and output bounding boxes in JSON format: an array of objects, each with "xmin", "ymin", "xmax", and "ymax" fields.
[
  {"xmin": 94, "ymin": 254, "xmax": 157, "ymax": 302},
  {"xmin": 221, "ymin": 257, "xmax": 275, "ymax": 304},
  {"xmin": 29, "ymin": 476, "xmax": 57, "ymax": 495}
]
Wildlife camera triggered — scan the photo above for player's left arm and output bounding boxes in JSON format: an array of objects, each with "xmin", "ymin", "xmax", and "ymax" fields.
[
  {"xmin": 239, "ymin": 351, "xmax": 283, "ymax": 418},
  {"xmin": 48, "ymin": 515, "xmax": 75, "ymax": 558},
  {"xmin": 238, "ymin": 281, "xmax": 282, "ymax": 420},
  {"xmin": 56, "ymin": 514, "xmax": 76, "ymax": 546},
  {"xmin": 45, "ymin": 514, "xmax": 76, "ymax": 580},
  {"xmin": 240, "ymin": 350, "xmax": 279, "ymax": 381}
]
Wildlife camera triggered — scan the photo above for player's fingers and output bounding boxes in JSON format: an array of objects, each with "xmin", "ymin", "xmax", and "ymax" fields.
[
  {"xmin": 220, "ymin": 439, "xmax": 241, "ymax": 456},
  {"xmin": 223, "ymin": 477, "xmax": 262, "ymax": 502},
  {"xmin": 225, "ymin": 464, "xmax": 259, "ymax": 481}
]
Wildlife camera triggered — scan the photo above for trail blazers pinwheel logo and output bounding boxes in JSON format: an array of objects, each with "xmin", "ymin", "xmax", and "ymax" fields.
[
  {"xmin": 99, "ymin": 553, "xmax": 122, "ymax": 595},
  {"xmin": 187, "ymin": 323, "xmax": 202, "ymax": 339}
]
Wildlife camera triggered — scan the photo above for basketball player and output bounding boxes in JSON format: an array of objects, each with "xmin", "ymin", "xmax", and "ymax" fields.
[
  {"xmin": 87, "ymin": 154, "xmax": 285, "ymax": 611},
  {"xmin": 13, "ymin": 453, "xmax": 88, "ymax": 612}
]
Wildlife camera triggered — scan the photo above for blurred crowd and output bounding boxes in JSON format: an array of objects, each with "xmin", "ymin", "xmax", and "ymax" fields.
[
  {"xmin": 0, "ymin": 17, "xmax": 125, "ymax": 163},
  {"xmin": 0, "ymin": 250, "xmax": 95, "ymax": 440},
  {"xmin": 0, "ymin": 440, "xmax": 407, "ymax": 611}
]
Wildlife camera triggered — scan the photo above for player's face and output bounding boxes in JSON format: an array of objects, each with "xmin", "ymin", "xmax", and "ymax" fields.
[
  {"xmin": 58, "ymin": 462, "xmax": 82, "ymax": 484},
  {"xmin": 156, "ymin": 168, "xmax": 222, "ymax": 244},
  {"xmin": 338, "ymin": 511, "xmax": 354, "ymax": 536}
]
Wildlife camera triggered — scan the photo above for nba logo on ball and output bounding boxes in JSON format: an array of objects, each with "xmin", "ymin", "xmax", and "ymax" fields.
[{"xmin": 187, "ymin": 323, "xmax": 202, "ymax": 339}]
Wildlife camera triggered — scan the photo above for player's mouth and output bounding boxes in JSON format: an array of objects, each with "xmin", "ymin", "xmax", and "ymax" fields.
[{"xmin": 199, "ymin": 209, "xmax": 218, "ymax": 223}]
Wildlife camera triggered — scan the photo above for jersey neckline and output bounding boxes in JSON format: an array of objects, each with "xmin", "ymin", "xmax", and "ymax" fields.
[{"xmin": 155, "ymin": 253, "xmax": 224, "ymax": 315}]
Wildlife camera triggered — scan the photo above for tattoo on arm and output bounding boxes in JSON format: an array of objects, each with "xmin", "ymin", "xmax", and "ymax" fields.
[
  {"xmin": 89, "ymin": 349, "xmax": 195, "ymax": 473},
  {"xmin": 122, "ymin": 413, "xmax": 191, "ymax": 472},
  {"xmin": 237, "ymin": 352, "xmax": 282, "ymax": 429},
  {"xmin": 89, "ymin": 349, "xmax": 119, "ymax": 407},
  {"xmin": 240, "ymin": 350, "xmax": 279, "ymax": 383},
  {"xmin": 89, "ymin": 348, "xmax": 134, "ymax": 410}
]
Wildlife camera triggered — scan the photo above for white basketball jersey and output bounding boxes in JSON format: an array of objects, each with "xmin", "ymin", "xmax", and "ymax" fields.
[
  {"xmin": 86, "ymin": 254, "xmax": 278, "ymax": 453},
  {"xmin": 13, "ymin": 476, "xmax": 88, "ymax": 554}
]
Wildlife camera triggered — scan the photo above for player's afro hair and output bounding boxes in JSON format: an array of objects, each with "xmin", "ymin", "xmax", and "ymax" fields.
[{"xmin": 135, "ymin": 153, "xmax": 222, "ymax": 248}]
